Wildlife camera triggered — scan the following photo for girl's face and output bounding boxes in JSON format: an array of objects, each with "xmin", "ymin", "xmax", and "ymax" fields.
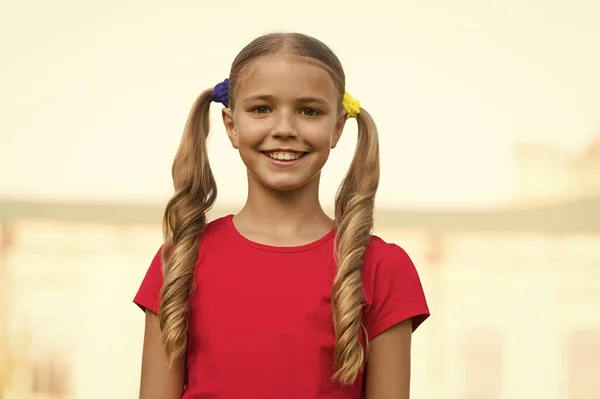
[{"xmin": 222, "ymin": 55, "xmax": 347, "ymax": 192}]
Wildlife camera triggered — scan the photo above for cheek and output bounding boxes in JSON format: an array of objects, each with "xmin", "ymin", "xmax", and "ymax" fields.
[
  {"xmin": 302, "ymin": 121, "xmax": 337, "ymax": 148},
  {"xmin": 235, "ymin": 118, "xmax": 265, "ymax": 148}
]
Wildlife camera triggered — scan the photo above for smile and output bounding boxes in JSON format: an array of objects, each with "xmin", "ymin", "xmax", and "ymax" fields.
[{"xmin": 262, "ymin": 151, "xmax": 308, "ymax": 161}]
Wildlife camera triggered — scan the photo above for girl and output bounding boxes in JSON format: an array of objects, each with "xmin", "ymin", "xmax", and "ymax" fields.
[{"xmin": 134, "ymin": 32, "xmax": 430, "ymax": 399}]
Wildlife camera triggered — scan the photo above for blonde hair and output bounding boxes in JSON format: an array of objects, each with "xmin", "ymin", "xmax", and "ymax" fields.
[{"xmin": 159, "ymin": 32, "xmax": 380, "ymax": 385}]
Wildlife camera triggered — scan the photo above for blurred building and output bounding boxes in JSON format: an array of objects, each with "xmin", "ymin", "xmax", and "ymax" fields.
[{"xmin": 1, "ymin": 195, "xmax": 599, "ymax": 399}]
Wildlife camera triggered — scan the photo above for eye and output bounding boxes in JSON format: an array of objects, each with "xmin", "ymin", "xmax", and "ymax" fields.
[
  {"xmin": 251, "ymin": 106, "xmax": 270, "ymax": 114},
  {"xmin": 300, "ymin": 108, "xmax": 321, "ymax": 117}
]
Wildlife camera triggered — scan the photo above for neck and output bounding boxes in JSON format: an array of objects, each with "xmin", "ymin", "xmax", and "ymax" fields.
[{"xmin": 236, "ymin": 172, "xmax": 333, "ymax": 235}]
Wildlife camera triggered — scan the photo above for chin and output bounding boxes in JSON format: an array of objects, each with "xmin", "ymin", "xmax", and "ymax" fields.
[
  {"xmin": 261, "ymin": 178, "xmax": 311, "ymax": 192},
  {"xmin": 243, "ymin": 154, "xmax": 324, "ymax": 192},
  {"xmin": 251, "ymin": 170, "xmax": 320, "ymax": 192}
]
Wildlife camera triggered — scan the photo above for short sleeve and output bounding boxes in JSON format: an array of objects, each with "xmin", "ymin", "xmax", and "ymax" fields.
[
  {"xmin": 133, "ymin": 246, "xmax": 163, "ymax": 314},
  {"xmin": 363, "ymin": 243, "xmax": 430, "ymax": 340}
]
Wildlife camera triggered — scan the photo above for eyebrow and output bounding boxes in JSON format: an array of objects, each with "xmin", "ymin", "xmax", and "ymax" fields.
[{"xmin": 242, "ymin": 94, "xmax": 330, "ymax": 106}]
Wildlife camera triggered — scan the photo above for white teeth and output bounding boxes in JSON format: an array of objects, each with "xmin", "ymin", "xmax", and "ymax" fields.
[{"xmin": 268, "ymin": 152, "xmax": 302, "ymax": 161}]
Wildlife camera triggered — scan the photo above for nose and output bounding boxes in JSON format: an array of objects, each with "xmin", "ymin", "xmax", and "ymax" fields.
[{"xmin": 270, "ymin": 109, "xmax": 297, "ymax": 139}]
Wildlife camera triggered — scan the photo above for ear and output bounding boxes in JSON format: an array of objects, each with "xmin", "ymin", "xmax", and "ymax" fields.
[
  {"xmin": 331, "ymin": 109, "xmax": 347, "ymax": 149},
  {"xmin": 221, "ymin": 108, "xmax": 238, "ymax": 149}
]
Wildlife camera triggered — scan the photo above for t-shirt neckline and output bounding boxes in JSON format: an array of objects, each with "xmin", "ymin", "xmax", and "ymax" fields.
[{"xmin": 225, "ymin": 214, "xmax": 336, "ymax": 253}]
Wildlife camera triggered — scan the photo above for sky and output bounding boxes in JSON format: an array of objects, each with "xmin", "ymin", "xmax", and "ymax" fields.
[{"xmin": 1, "ymin": 0, "xmax": 599, "ymax": 209}]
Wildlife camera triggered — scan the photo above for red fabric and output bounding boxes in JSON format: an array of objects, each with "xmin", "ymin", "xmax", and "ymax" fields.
[{"xmin": 134, "ymin": 215, "xmax": 429, "ymax": 399}]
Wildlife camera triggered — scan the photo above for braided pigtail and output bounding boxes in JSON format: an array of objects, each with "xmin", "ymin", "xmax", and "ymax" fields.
[
  {"xmin": 159, "ymin": 79, "xmax": 228, "ymax": 363},
  {"xmin": 332, "ymin": 95, "xmax": 380, "ymax": 384}
]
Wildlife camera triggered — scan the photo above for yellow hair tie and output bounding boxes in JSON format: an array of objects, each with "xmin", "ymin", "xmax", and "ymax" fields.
[{"xmin": 343, "ymin": 91, "xmax": 361, "ymax": 119}]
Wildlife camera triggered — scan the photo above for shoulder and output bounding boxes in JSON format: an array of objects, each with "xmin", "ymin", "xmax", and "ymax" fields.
[
  {"xmin": 203, "ymin": 214, "xmax": 231, "ymax": 234},
  {"xmin": 362, "ymin": 235, "xmax": 414, "ymax": 278},
  {"xmin": 198, "ymin": 214, "xmax": 232, "ymax": 242},
  {"xmin": 145, "ymin": 214, "xmax": 232, "ymax": 265}
]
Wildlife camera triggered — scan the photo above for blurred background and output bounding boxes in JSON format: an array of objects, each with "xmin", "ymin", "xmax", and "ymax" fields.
[{"xmin": 1, "ymin": 0, "xmax": 599, "ymax": 398}]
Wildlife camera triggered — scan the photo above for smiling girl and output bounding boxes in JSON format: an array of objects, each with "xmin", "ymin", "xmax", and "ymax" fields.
[{"xmin": 134, "ymin": 32, "xmax": 430, "ymax": 399}]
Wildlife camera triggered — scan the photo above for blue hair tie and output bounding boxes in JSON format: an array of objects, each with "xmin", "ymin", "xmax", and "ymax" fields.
[{"xmin": 212, "ymin": 78, "xmax": 229, "ymax": 107}]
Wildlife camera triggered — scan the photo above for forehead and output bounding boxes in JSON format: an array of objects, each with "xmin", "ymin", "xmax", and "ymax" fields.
[{"xmin": 235, "ymin": 55, "xmax": 339, "ymax": 102}]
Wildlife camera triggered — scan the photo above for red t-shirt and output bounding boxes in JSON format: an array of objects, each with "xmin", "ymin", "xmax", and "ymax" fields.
[{"xmin": 134, "ymin": 215, "xmax": 429, "ymax": 399}]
